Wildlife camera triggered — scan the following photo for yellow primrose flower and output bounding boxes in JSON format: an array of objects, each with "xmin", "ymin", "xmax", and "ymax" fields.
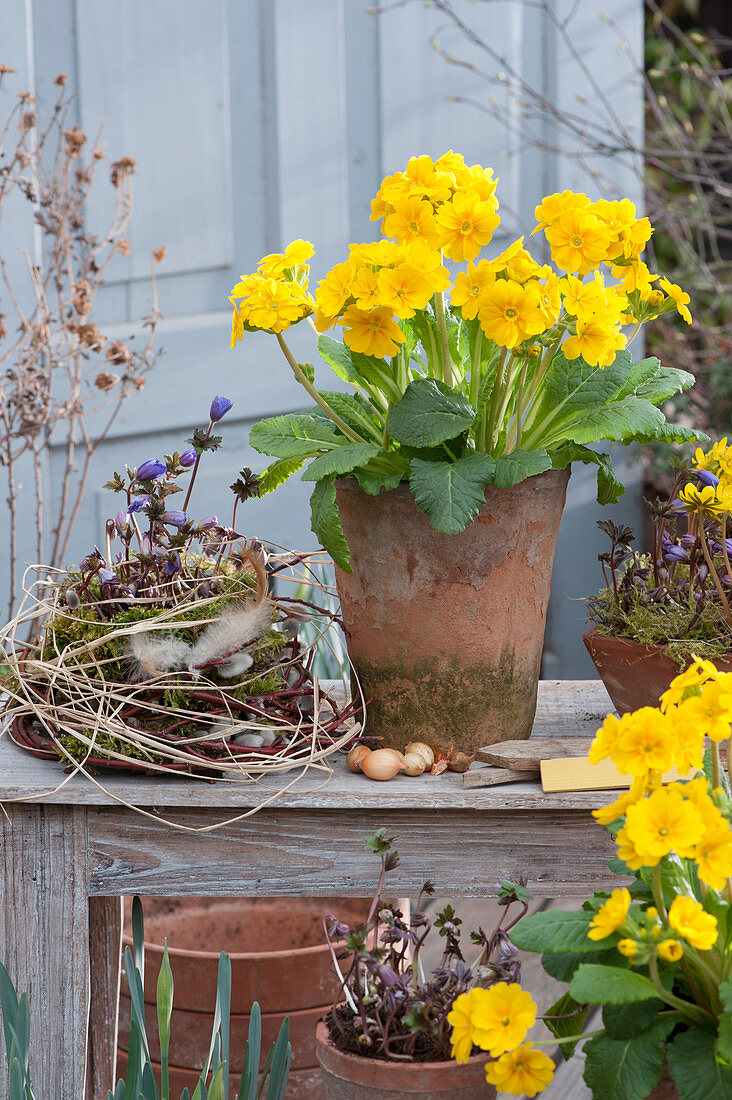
[
  {"xmin": 668, "ymin": 896, "xmax": 718, "ymax": 951},
  {"xmin": 678, "ymin": 677, "xmax": 732, "ymax": 742},
  {"xmin": 615, "ymin": 825, "xmax": 645, "ymax": 871},
  {"xmin": 620, "ymin": 216, "xmax": 654, "ymax": 259},
  {"xmin": 399, "ymin": 239, "xmax": 451, "ymax": 292},
  {"xmin": 485, "ymin": 1044, "xmax": 555, "ymax": 1097},
  {"xmin": 478, "ymin": 280, "xmax": 545, "ymax": 349},
  {"xmin": 610, "ymin": 706, "xmax": 678, "ymax": 777},
  {"xmin": 447, "ymin": 988, "xmax": 479, "ymax": 1063},
  {"xmin": 611, "ymin": 259, "xmax": 658, "ymax": 295},
  {"xmin": 560, "ymin": 273, "xmax": 608, "ymax": 322},
  {"xmin": 657, "ymin": 939, "xmax": 684, "ymax": 962},
  {"xmin": 661, "ymin": 659, "xmax": 714, "ymax": 709},
  {"xmin": 377, "ymin": 263, "xmax": 434, "ymax": 318},
  {"xmin": 258, "ymin": 239, "xmax": 314, "ymax": 277},
  {"xmin": 664, "ymin": 708, "xmax": 705, "ymax": 774},
  {"xmin": 465, "ymin": 982, "xmax": 537, "ymax": 1057},
  {"xmin": 340, "ymin": 305, "xmax": 405, "ymax": 359},
  {"xmin": 351, "ymin": 266, "xmax": 382, "ymax": 311},
  {"xmin": 435, "ymin": 190, "xmax": 501, "ymax": 262},
  {"xmin": 678, "ymin": 482, "xmax": 725, "ymax": 517},
  {"xmin": 316, "ymin": 261, "xmax": 356, "ymax": 318},
  {"xmin": 533, "ymin": 190, "xmax": 591, "ymax": 234},
  {"xmin": 545, "ymin": 209, "xmax": 612, "ymax": 275},
  {"xmin": 458, "ymin": 163, "xmax": 500, "ymax": 205},
  {"xmin": 562, "ymin": 318, "xmax": 625, "ymax": 368},
  {"xmin": 450, "ymin": 261, "xmax": 496, "ymax": 320},
  {"xmin": 536, "ymin": 274, "xmax": 562, "ymax": 326},
  {"xmin": 695, "ymin": 821, "xmax": 732, "ymax": 891},
  {"xmin": 624, "ymin": 787, "xmax": 705, "ymax": 865},
  {"xmin": 485, "ymin": 236, "xmax": 526, "ymax": 273},
  {"xmin": 593, "ymin": 198, "xmax": 638, "ymax": 258},
  {"xmin": 404, "ymin": 153, "xmax": 454, "ymax": 204},
  {"xmin": 588, "ymin": 887, "xmax": 631, "ymax": 941},
  {"xmin": 593, "ymin": 776, "xmax": 647, "ymax": 826},
  {"xmin": 505, "ymin": 248, "xmax": 545, "ymax": 284},
  {"xmin": 244, "ymin": 277, "xmax": 311, "ymax": 333},
  {"xmin": 617, "ymin": 938, "xmax": 639, "ymax": 959},
  {"xmin": 589, "ymin": 712, "xmax": 623, "ymax": 764},
  {"xmin": 658, "ymin": 276, "xmax": 692, "ymax": 325},
  {"xmin": 382, "ymin": 195, "xmax": 440, "ymax": 249}
]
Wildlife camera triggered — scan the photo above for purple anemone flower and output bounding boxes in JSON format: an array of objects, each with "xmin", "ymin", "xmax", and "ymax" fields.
[
  {"xmin": 209, "ymin": 395, "xmax": 233, "ymax": 422},
  {"xmin": 680, "ymin": 534, "xmax": 696, "ymax": 550},
  {"xmin": 179, "ymin": 448, "xmax": 197, "ymax": 468},
  {"xmin": 162, "ymin": 510, "xmax": 187, "ymax": 528},
  {"xmin": 199, "ymin": 514, "xmax": 220, "ymax": 530},
  {"xmin": 114, "ymin": 509, "xmax": 130, "ymax": 533},
  {"xmin": 128, "ymin": 495, "xmax": 149, "ymax": 513},
  {"xmin": 696, "ymin": 469, "xmax": 720, "ymax": 488},
  {"xmin": 664, "ymin": 545, "xmax": 688, "ymax": 563},
  {"xmin": 99, "ymin": 568, "xmax": 117, "ymax": 584},
  {"xmin": 164, "ymin": 552, "xmax": 182, "ymax": 576},
  {"xmin": 136, "ymin": 457, "xmax": 166, "ymax": 481}
]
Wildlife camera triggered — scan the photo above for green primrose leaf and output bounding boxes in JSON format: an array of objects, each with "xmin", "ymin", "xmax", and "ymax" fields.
[
  {"xmin": 549, "ymin": 441, "xmax": 626, "ymax": 505},
  {"xmin": 257, "ymin": 456, "xmax": 309, "ymax": 496},
  {"xmin": 667, "ymin": 1027, "xmax": 732, "ymax": 1100},
  {"xmin": 583, "ymin": 1015, "xmax": 675, "ymax": 1100},
  {"xmin": 250, "ymin": 413, "xmax": 344, "ymax": 459},
  {"xmin": 602, "ymin": 998, "xmax": 665, "ymax": 1040},
  {"xmin": 309, "ymin": 477, "xmax": 351, "ymax": 573},
  {"xmin": 570, "ymin": 964, "xmax": 658, "ymax": 1005},
  {"xmin": 543, "ymin": 990, "xmax": 589, "ymax": 1059},
  {"xmin": 511, "ymin": 908, "xmax": 600, "ymax": 954},
  {"xmin": 492, "ymin": 448, "xmax": 551, "ymax": 488},
  {"xmin": 388, "ymin": 378, "xmax": 476, "ymax": 447},
  {"xmin": 409, "ymin": 452, "xmax": 497, "ymax": 534},
  {"xmin": 302, "ymin": 443, "xmax": 380, "ymax": 482}
]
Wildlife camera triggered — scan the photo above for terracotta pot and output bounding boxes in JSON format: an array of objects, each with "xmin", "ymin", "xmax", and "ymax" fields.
[
  {"xmin": 583, "ymin": 628, "xmax": 732, "ymax": 715},
  {"xmin": 334, "ymin": 469, "xmax": 570, "ymax": 752},
  {"xmin": 315, "ymin": 1021, "xmax": 494, "ymax": 1099},
  {"xmin": 117, "ymin": 896, "xmax": 370, "ymax": 1100}
]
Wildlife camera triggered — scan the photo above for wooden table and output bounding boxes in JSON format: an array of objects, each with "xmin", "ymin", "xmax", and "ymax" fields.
[{"xmin": 0, "ymin": 679, "xmax": 621, "ymax": 1099}]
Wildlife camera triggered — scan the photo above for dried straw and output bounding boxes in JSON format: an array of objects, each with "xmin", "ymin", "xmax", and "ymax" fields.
[{"xmin": 0, "ymin": 554, "xmax": 364, "ymax": 831}]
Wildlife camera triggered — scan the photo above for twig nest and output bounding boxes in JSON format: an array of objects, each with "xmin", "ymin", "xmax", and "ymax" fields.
[
  {"xmin": 359, "ymin": 748, "xmax": 403, "ymax": 781},
  {"xmin": 404, "ymin": 741, "xmax": 435, "ymax": 768},
  {"xmin": 346, "ymin": 744, "xmax": 372, "ymax": 773}
]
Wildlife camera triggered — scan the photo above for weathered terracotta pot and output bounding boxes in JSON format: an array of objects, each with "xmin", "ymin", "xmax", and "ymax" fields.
[
  {"xmin": 583, "ymin": 628, "xmax": 732, "ymax": 715},
  {"xmin": 118, "ymin": 896, "xmax": 369, "ymax": 1099},
  {"xmin": 315, "ymin": 1021, "xmax": 494, "ymax": 1099},
  {"xmin": 334, "ymin": 469, "xmax": 570, "ymax": 752}
]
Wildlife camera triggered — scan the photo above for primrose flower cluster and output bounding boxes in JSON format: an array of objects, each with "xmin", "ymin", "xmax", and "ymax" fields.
[
  {"xmin": 230, "ymin": 152, "xmax": 690, "ymax": 368},
  {"xmin": 454, "ymin": 661, "xmax": 732, "ymax": 1096}
]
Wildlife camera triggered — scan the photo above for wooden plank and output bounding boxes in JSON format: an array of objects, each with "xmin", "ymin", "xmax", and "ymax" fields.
[
  {"xmin": 0, "ymin": 805, "xmax": 90, "ymax": 1099},
  {"xmin": 477, "ymin": 738, "xmax": 594, "ymax": 770},
  {"xmin": 542, "ymin": 757, "xmax": 691, "ymax": 794},
  {"xmin": 87, "ymin": 896, "xmax": 123, "ymax": 1100},
  {"xmin": 463, "ymin": 766, "xmax": 536, "ymax": 788},
  {"xmin": 87, "ymin": 806, "xmax": 622, "ymax": 898}
]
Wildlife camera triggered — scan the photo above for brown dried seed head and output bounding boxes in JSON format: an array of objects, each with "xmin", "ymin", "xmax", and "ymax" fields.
[
  {"xmin": 117, "ymin": 238, "xmax": 131, "ymax": 256},
  {"xmin": 20, "ymin": 110, "xmax": 36, "ymax": 132},
  {"xmin": 54, "ymin": 72, "xmax": 68, "ymax": 87},
  {"xmin": 110, "ymin": 156, "xmax": 136, "ymax": 187},
  {"xmin": 0, "ymin": 315, "xmax": 6, "ymax": 340},
  {"xmin": 106, "ymin": 341, "xmax": 132, "ymax": 366},
  {"xmin": 152, "ymin": 245, "xmax": 166, "ymax": 263},
  {"xmin": 0, "ymin": 65, "xmax": 16, "ymax": 75},
  {"xmin": 94, "ymin": 371, "xmax": 119, "ymax": 392},
  {"xmin": 63, "ymin": 125, "xmax": 86, "ymax": 158},
  {"xmin": 131, "ymin": 375, "xmax": 146, "ymax": 391},
  {"xmin": 92, "ymin": 149, "xmax": 104, "ymax": 160}
]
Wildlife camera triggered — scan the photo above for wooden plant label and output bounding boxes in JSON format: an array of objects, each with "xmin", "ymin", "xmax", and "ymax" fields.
[{"xmin": 541, "ymin": 757, "xmax": 692, "ymax": 794}]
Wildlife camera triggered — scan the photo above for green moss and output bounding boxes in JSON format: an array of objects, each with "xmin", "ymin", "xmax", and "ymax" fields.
[
  {"xmin": 56, "ymin": 729, "xmax": 167, "ymax": 765},
  {"xmin": 588, "ymin": 586, "xmax": 732, "ymax": 666}
]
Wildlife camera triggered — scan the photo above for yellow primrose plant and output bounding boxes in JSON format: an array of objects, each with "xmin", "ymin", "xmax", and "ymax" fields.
[
  {"xmin": 448, "ymin": 660, "xmax": 732, "ymax": 1098},
  {"xmin": 230, "ymin": 152, "xmax": 703, "ymax": 571}
]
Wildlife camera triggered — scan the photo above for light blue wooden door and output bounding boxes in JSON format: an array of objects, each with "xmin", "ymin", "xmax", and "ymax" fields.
[{"xmin": 1, "ymin": 0, "xmax": 644, "ymax": 675}]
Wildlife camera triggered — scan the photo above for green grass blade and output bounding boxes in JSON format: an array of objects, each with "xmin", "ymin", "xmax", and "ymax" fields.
[
  {"xmin": 157, "ymin": 941, "xmax": 174, "ymax": 1100},
  {"xmin": 131, "ymin": 896, "xmax": 145, "ymax": 983},
  {"xmin": 216, "ymin": 954, "xmax": 231, "ymax": 1100},
  {"xmin": 238, "ymin": 1002, "xmax": 261, "ymax": 1100},
  {"xmin": 265, "ymin": 1019, "xmax": 290, "ymax": 1100},
  {"xmin": 124, "ymin": 946, "xmax": 151, "ymax": 1058},
  {"xmin": 207, "ymin": 1063, "xmax": 227, "ymax": 1100}
]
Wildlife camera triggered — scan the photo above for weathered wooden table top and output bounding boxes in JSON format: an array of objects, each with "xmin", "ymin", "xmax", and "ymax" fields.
[{"xmin": 0, "ymin": 678, "xmax": 613, "ymax": 810}]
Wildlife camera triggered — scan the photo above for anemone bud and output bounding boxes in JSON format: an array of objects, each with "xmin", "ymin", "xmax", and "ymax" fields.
[
  {"xmin": 99, "ymin": 568, "xmax": 117, "ymax": 584},
  {"xmin": 164, "ymin": 551, "xmax": 182, "ymax": 576},
  {"xmin": 680, "ymin": 534, "xmax": 696, "ymax": 550},
  {"xmin": 179, "ymin": 448, "xmax": 197, "ymax": 467},
  {"xmin": 128, "ymin": 495, "xmax": 149, "ymax": 513},
  {"xmin": 114, "ymin": 509, "xmax": 130, "ymax": 533},
  {"xmin": 697, "ymin": 469, "xmax": 720, "ymax": 488},
  {"xmin": 162, "ymin": 510, "xmax": 187, "ymax": 527},
  {"xmin": 136, "ymin": 457, "xmax": 166, "ymax": 481},
  {"xmin": 199, "ymin": 514, "xmax": 220, "ymax": 530},
  {"xmin": 209, "ymin": 395, "xmax": 233, "ymax": 422},
  {"xmin": 664, "ymin": 545, "xmax": 688, "ymax": 562}
]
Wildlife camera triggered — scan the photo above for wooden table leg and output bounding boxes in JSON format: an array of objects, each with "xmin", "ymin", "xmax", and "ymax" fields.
[
  {"xmin": 87, "ymin": 896, "xmax": 123, "ymax": 1100},
  {"xmin": 0, "ymin": 804, "xmax": 90, "ymax": 1098}
]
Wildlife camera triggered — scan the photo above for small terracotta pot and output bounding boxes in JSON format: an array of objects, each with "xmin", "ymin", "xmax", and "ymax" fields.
[
  {"xmin": 334, "ymin": 469, "xmax": 569, "ymax": 752},
  {"xmin": 583, "ymin": 628, "xmax": 732, "ymax": 714},
  {"xmin": 315, "ymin": 1021, "xmax": 494, "ymax": 1099}
]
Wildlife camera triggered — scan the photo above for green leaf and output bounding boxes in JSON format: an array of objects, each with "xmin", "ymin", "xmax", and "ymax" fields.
[
  {"xmin": 630, "ymin": 420, "xmax": 708, "ymax": 445},
  {"xmin": 302, "ymin": 443, "xmax": 380, "ymax": 482},
  {"xmin": 511, "ymin": 908, "xmax": 600, "ymax": 954},
  {"xmin": 719, "ymin": 981, "xmax": 732, "ymax": 1015},
  {"xmin": 238, "ymin": 1002, "xmax": 261, "ymax": 1100},
  {"xmin": 157, "ymin": 942, "xmax": 174, "ymax": 1097},
  {"xmin": 543, "ymin": 990, "xmax": 589, "ymax": 1059},
  {"xmin": 583, "ymin": 1015, "xmax": 675, "ymax": 1100},
  {"xmin": 257, "ymin": 456, "xmax": 309, "ymax": 496},
  {"xmin": 611, "ymin": 355, "xmax": 663, "ymax": 401},
  {"xmin": 409, "ymin": 452, "xmax": 497, "ymax": 534},
  {"xmin": 354, "ymin": 467, "xmax": 404, "ymax": 496},
  {"xmin": 602, "ymin": 998, "xmax": 665, "ymax": 1039},
  {"xmin": 250, "ymin": 413, "xmax": 343, "ymax": 459},
  {"xmin": 492, "ymin": 448, "xmax": 551, "ymax": 488},
  {"xmin": 717, "ymin": 1014, "xmax": 732, "ymax": 1064},
  {"xmin": 317, "ymin": 335, "xmax": 364, "ymax": 387},
  {"xmin": 528, "ymin": 348, "xmax": 633, "ymax": 434},
  {"xmin": 570, "ymin": 964, "xmax": 659, "ymax": 1005},
  {"xmin": 556, "ymin": 395, "xmax": 665, "ymax": 447},
  {"xmin": 388, "ymin": 378, "xmax": 476, "ymax": 447},
  {"xmin": 667, "ymin": 1027, "xmax": 732, "ymax": 1099},
  {"xmin": 316, "ymin": 391, "xmax": 382, "ymax": 439},
  {"xmin": 637, "ymin": 365, "xmax": 696, "ymax": 406},
  {"xmin": 310, "ymin": 477, "xmax": 351, "ymax": 573},
  {"xmin": 266, "ymin": 1017, "xmax": 291, "ymax": 1100},
  {"xmin": 208, "ymin": 1063, "xmax": 227, "ymax": 1100},
  {"xmin": 549, "ymin": 441, "xmax": 626, "ymax": 505}
]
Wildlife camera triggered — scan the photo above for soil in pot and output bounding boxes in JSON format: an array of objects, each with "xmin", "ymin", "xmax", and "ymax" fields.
[
  {"xmin": 117, "ymin": 896, "xmax": 370, "ymax": 1100},
  {"xmin": 315, "ymin": 1020, "xmax": 494, "ymax": 1100},
  {"xmin": 583, "ymin": 628, "xmax": 732, "ymax": 714},
  {"xmin": 334, "ymin": 468, "xmax": 570, "ymax": 753}
]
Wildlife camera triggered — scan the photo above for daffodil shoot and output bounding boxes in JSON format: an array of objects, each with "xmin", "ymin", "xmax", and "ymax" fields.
[{"xmin": 229, "ymin": 153, "xmax": 703, "ymax": 569}]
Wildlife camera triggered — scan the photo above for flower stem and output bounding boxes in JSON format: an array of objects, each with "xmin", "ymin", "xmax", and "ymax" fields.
[
  {"xmin": 182, "ymin": 421, "xmax": 212, "ymax": 513},
  {"xmin": 433, "ymin": 291, "xmax": 453, "ymax": 387},
  {"xmin": 276, "ymin": 332, "xmax": 366, "ymax": 443},
  {"xmin": 469, "ymin": 327, "xmax": 483, "ymax": 409},
  {"xmin": 652, "ymin": 864, "xmax": 668, "ymax": 924},
  {"xmin": 698, "ymin": 517, "xmax": 732, "ymax": 627},
  {"xmin": 649, "ymin": 953, "xmax": 713, "ymax": 1024}
]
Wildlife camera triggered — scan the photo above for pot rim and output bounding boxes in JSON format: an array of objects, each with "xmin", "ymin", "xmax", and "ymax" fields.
[
  {"xmin": 583, "ymin": 625, "xmax": 732, "ymax": 663},
  {"xmin": 335, "ymin": 465, "xmax": 570, "ymax": 499},
  {"xmin": 315, "ymin": 1019, "xmax": 489, "ymax": 1079}
]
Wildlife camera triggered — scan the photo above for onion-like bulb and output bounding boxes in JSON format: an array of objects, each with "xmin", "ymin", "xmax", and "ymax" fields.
[
  {"xmin": 400, "ymin": 751, "xmax": 427, "ymax": 776},
  {"xmin": 346, "ymin": 744, "xmax": 372, "ymax": 773},
  {"xmin": 404, "ymin": 741, "xmax": 435, "ymax": 768},
  {"xmin": 359, "ymin": 748, "xmax": 404, "ymax": 781}
]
